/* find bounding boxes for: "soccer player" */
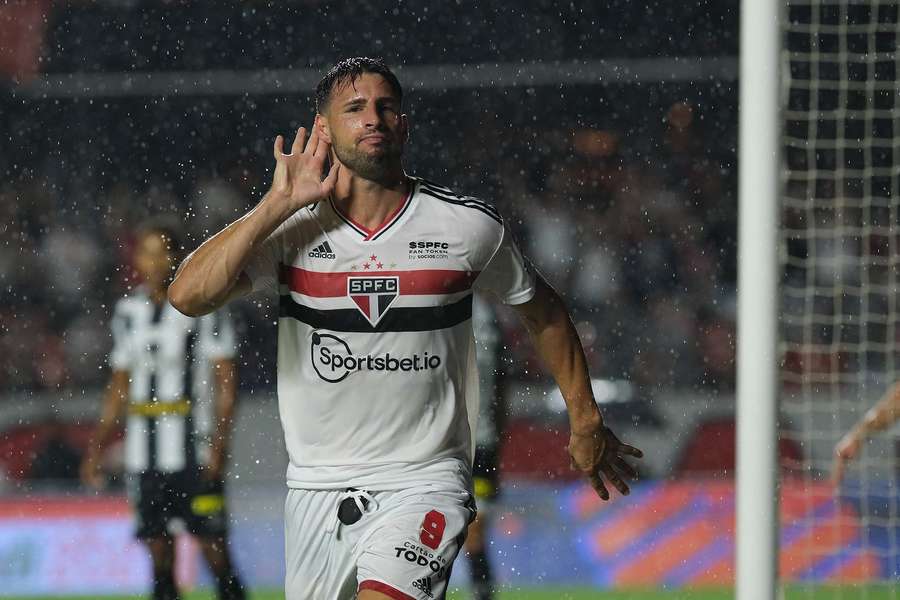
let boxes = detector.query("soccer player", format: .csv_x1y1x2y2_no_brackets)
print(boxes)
168,57,643,600
832,381,900,485
465,297,505,600
81,222,246,600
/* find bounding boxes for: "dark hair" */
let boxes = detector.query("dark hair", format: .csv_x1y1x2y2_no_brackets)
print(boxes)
315,57,403,113
136,218,185,262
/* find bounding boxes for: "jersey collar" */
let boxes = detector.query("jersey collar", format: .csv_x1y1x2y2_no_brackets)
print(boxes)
330,179,416,242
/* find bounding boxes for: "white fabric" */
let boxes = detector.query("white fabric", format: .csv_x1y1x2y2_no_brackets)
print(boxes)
243,177,536,490
284,483,473,600
108,289,236,472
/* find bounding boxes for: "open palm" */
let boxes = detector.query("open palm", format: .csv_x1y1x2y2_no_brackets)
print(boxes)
270,126,340,211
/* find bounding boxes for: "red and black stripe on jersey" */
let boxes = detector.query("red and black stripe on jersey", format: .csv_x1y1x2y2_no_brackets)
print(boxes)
278,265,479,332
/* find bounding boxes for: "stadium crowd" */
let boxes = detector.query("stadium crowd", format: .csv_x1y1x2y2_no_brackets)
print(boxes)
1,1,740,399
0,97,737,396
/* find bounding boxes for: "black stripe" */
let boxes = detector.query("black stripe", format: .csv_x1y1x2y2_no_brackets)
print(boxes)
279,294,473,332
182,329,198,469
419,189,503,225
369,193,414,241
419,182,501,219
418,183,501,219
420,178,456,194
146,302,166,471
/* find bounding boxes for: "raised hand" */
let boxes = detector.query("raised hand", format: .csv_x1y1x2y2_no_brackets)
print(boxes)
568,425,643,501
269,126,340,211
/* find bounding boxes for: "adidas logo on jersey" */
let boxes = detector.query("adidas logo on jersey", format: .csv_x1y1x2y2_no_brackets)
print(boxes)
308,241,336,259
411,576,434,598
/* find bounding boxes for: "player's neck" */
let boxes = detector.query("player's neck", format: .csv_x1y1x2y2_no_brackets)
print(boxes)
332,168,410,231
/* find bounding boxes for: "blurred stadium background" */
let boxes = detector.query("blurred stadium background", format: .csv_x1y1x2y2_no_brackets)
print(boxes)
0,1,898,598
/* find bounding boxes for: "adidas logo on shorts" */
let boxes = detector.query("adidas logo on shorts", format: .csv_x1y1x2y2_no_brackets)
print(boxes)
411,575,434,598
308,241,336,259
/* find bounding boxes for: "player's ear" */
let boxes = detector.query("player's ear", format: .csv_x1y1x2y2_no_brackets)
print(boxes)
315,114,332,143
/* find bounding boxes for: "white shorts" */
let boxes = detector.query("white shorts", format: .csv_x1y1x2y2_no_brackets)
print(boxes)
284,483,476,600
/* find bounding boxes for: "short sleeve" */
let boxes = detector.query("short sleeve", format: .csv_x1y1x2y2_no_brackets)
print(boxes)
199,308,237,361
473,225,536,305
108,302,134,370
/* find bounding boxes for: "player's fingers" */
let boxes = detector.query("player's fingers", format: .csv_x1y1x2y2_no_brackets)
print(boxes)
618,443,644,459
590,472,610,501
314,136,330,160
273,135,285,159
612,456,639,479
291,127,307,155
305,126,320,156
601,464,630,496
321,162,340,193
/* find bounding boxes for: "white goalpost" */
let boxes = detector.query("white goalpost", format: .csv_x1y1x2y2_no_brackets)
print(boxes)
737,0,782,598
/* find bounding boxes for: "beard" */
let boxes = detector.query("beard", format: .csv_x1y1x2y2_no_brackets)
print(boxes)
333,138,403,184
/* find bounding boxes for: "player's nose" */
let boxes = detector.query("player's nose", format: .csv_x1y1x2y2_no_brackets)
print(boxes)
361,104,382,128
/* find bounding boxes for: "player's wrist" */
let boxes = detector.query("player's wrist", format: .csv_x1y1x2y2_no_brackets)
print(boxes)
569,409,603,437
259,189,303,222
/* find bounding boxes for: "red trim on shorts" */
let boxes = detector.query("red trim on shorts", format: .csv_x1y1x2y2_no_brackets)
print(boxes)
358,579,416,600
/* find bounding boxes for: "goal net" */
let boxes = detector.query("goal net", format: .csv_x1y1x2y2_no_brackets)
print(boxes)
781,0,900,594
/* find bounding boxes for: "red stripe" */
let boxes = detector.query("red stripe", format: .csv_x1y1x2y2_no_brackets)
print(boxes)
281,265,478,298
358,580,416,600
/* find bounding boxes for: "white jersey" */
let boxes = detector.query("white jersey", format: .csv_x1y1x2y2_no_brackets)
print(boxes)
244,177,535,490
109,288,237,474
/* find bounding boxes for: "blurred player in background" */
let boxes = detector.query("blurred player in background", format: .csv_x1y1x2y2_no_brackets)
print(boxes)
832,381,900,485
81,222,246,600
168,57,642,600
466,296,505,600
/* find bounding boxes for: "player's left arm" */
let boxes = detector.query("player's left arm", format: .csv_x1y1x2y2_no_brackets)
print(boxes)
207,357,238,482
512,275,643,500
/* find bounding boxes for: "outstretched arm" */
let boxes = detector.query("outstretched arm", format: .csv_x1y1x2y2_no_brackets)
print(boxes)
832,381,900,484
512,276,643,500
80,369,130,489
168,127,339,316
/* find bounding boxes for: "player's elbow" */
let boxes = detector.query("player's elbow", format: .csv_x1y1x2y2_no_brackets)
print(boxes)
167,280,207,317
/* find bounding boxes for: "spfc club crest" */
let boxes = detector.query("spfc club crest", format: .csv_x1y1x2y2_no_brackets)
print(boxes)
347,276,399,326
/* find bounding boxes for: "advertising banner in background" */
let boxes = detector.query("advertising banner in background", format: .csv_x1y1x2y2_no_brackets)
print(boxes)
0,481,894,595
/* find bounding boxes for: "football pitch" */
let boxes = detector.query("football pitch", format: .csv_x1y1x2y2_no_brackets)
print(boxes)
9,586,899,600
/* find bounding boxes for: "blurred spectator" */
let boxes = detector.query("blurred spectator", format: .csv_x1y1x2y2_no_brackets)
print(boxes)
189,174,245,239
0,9,741,398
